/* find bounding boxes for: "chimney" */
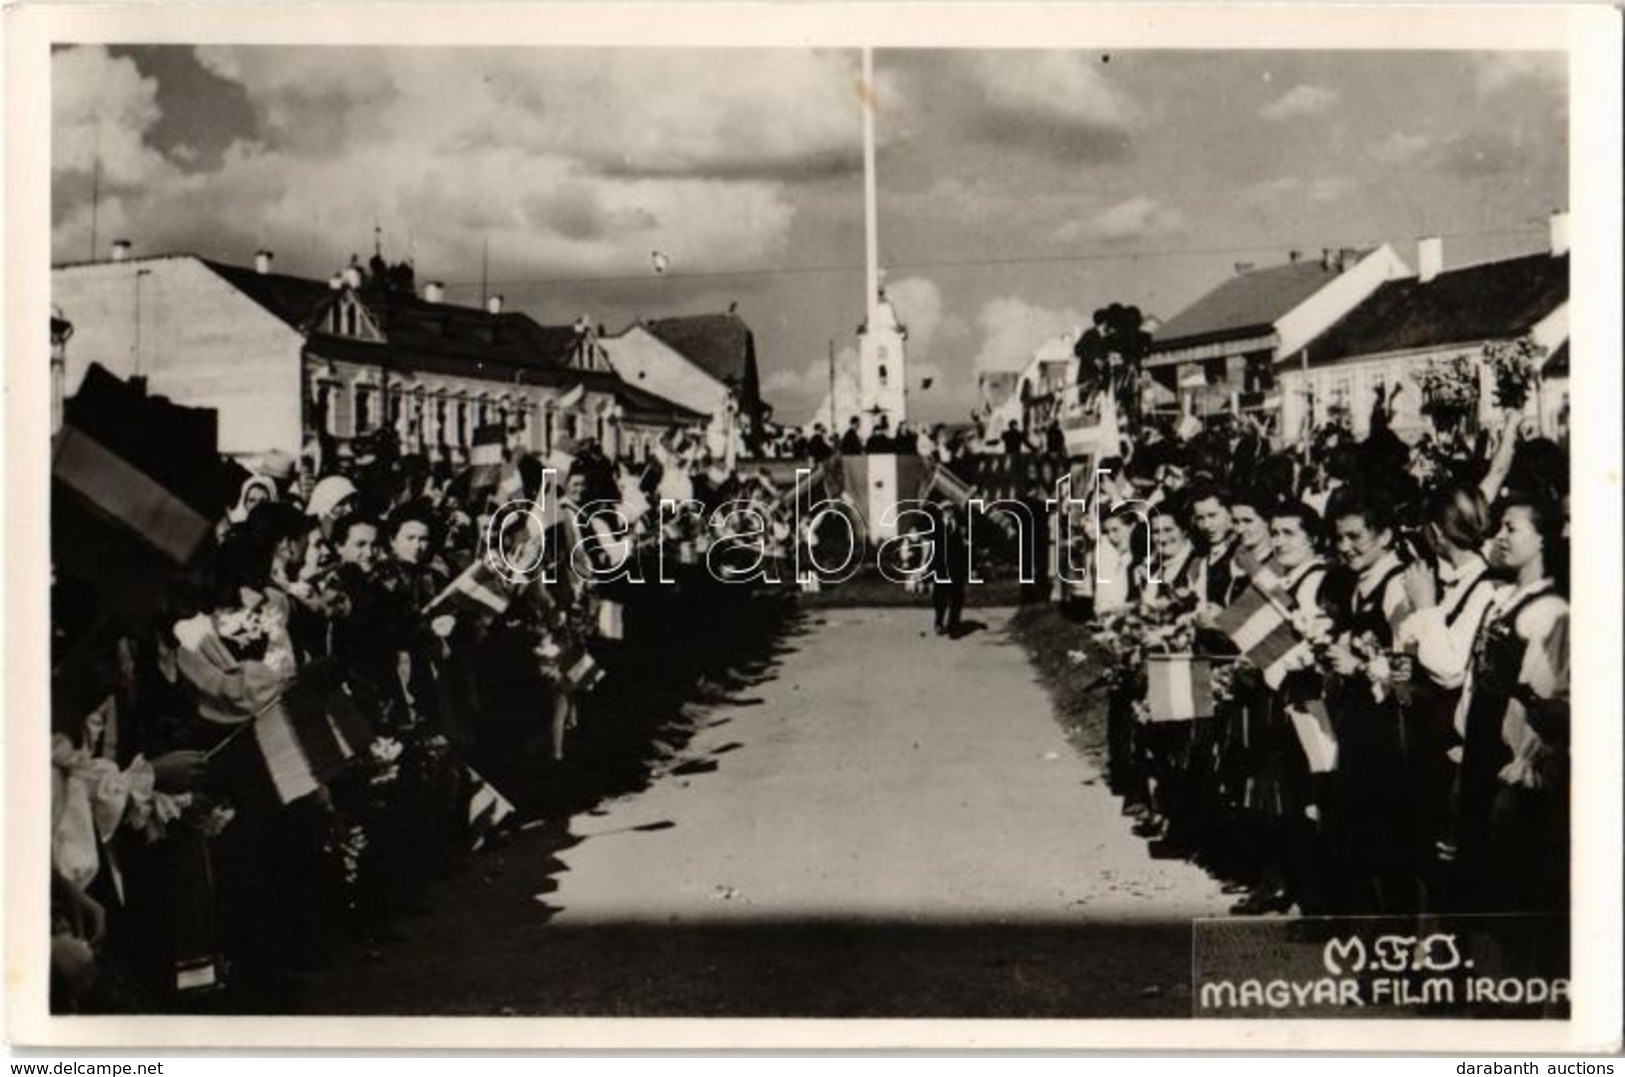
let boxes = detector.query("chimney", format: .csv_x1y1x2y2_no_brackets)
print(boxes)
1548,210,1569,257
424,281,445,304
1288,249,1301,263
254,250,274,275
1319,248,1332,270
486,294,503,315
110,239,131,262
1417,236,1443,284
328,273,344,291
342,265,363,289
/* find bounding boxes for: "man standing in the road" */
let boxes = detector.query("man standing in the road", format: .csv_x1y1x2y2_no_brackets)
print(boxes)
929,501,971,636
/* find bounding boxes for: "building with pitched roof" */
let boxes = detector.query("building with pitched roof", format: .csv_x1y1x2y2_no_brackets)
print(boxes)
1277,215,1569,441
598,311,767,450
52,247,707,464
1147,244,1412,427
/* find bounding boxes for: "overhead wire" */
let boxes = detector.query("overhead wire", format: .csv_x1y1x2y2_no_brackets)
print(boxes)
435,225,1546,293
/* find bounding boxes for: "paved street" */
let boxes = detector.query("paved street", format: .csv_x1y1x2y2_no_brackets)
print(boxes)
299,607,1231,1017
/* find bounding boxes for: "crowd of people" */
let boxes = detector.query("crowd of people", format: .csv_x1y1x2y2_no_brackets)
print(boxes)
1071,404,1570,921
50,419,798,1014
48,364,1575,1014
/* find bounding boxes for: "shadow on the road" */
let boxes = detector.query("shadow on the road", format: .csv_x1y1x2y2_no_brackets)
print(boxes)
297,917,1204,1018
946,619,987,640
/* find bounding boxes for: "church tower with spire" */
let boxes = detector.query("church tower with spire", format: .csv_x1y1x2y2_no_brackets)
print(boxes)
857,277,907,432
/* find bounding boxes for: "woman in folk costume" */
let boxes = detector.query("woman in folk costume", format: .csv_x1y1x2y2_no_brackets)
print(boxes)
171,533,300,731
1228,500,1331,915
1452,492,1569,915
217,475,278,540
1318,484,1418,914
1130,497,1202,847
1212,486,1279,819
1135,493,1201,612
1392,483,1498,909
504,456,597,764
167,531,335,995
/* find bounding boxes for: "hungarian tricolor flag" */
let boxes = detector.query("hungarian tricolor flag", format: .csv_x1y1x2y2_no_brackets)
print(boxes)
468,423,507,495
1213,570,1302,687
1145,653,1219,722
467,766,517,851
920,460,974,508
210,680,374,820
53,364,231,619
425,554,518,621
1288,700,1338,773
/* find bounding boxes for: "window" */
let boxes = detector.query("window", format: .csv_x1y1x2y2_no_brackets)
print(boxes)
354,385,372,432
878,364,889,387
344,305,359,336
314,383,334,435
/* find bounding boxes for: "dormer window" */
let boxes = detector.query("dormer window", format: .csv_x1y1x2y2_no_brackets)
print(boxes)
326,295,380,340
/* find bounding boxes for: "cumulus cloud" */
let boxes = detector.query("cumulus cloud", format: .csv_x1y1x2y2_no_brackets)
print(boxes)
54,45,878,275
1471,52,1564,97
764,277,971,426
1259,84,1339,121
971,297,1085,373
763,345,862,428
53,46,181,190
1369,131,1431,164
1435,131,1525,178
1308,177,1358,203
1238,175,1301,208
1052,197,1187,245
966,52,1139,161
884,276,945,358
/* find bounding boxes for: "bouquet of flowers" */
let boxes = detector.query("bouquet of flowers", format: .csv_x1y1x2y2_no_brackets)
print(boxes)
1415,354,1480,434
1211,657,1263,703
367,736,405,786
213,603,275,663
1483,337,1544,411
325,819,369,909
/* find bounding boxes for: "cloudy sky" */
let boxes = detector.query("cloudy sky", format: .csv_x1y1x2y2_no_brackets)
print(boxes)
52,45,1567,424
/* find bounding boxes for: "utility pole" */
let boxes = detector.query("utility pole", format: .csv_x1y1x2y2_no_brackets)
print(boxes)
133,268,152,377
828,339,837,431
89,122,102,261
480,237,489,309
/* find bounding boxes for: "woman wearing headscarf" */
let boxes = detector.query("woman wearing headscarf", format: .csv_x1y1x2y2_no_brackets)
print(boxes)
217,476,278,540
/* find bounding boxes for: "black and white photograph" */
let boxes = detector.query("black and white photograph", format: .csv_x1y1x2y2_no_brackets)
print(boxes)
8,1,1622,1053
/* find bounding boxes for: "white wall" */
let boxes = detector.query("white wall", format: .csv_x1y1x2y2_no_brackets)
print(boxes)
53,257,305,455
599,326,728,420
1278,338,1565,445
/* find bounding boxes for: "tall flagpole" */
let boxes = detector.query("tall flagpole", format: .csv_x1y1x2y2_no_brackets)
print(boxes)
862,46,879,335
